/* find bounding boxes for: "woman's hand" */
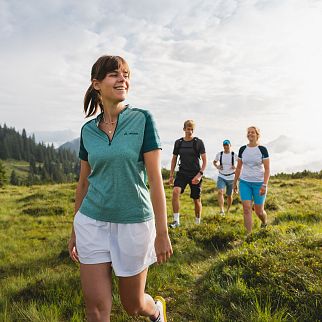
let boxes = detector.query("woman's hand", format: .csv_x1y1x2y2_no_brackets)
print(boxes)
259,184,267,196
154,233,173,264
68,234,79,263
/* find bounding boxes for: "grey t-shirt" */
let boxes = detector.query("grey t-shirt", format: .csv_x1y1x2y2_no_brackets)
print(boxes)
173,138,205,177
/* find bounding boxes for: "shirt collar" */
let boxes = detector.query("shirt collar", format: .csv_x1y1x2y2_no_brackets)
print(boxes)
95,105,129,127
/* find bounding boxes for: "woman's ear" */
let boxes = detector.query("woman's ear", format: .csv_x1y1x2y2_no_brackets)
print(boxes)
92,79,100,91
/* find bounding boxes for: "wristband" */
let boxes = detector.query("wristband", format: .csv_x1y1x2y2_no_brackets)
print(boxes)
262,184,267,187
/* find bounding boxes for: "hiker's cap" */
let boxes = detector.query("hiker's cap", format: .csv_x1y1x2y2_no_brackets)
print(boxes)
223,139,231,145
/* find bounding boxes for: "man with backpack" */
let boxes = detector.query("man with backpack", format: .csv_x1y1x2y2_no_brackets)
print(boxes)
168,120,207,228
213,139,237,215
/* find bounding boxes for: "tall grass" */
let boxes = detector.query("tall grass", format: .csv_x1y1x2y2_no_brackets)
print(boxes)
0,178,321,321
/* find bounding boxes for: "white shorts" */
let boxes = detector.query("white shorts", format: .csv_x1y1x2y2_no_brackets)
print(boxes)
74,211,157,277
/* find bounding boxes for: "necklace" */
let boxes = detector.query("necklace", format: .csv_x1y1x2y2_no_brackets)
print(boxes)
102,113,117,124
102,114,117,134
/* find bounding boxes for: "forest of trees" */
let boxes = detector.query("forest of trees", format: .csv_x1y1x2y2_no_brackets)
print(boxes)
0,124,79,186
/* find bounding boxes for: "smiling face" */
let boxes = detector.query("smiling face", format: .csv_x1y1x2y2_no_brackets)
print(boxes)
223,144,231,153
94,68,130,104
247,126,260,144
184,126,194,138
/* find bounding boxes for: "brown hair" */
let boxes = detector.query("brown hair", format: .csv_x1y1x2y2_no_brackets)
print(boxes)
183,120,195,129
84,55,130,117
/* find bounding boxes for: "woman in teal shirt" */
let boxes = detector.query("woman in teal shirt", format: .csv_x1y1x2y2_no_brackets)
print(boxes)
68,55,172,322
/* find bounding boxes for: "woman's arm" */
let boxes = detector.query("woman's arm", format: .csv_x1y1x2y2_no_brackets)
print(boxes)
144,149,173,264
68,160,91,262
260,158,270,195
233,158,243,193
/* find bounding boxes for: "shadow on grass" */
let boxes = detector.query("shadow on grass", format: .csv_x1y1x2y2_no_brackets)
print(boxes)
0,248,71,280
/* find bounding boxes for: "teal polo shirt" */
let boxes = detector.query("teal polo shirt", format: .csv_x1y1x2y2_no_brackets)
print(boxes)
78,105,161,223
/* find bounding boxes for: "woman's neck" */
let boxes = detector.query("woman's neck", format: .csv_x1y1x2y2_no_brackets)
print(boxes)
248,141,258,147
102,101,124,120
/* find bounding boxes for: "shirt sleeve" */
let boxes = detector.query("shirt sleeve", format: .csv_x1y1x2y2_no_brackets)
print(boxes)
198,139,206,154
141,110,162,153
214,152,220,161
259,146,269,159
238,145,246,159
173,139,181,155
78,127,88,161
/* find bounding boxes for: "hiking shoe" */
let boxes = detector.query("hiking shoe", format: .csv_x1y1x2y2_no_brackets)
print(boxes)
219,210,225,216
169,221,180,228
260,223,267,229
154,296,167,322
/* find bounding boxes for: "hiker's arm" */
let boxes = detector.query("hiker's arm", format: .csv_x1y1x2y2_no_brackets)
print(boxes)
260,158,270,195
233,158,243,193
192,153,207,184
169,155,178,185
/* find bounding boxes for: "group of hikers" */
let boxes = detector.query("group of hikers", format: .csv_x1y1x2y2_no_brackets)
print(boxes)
68,55,270,322
168,119,270,236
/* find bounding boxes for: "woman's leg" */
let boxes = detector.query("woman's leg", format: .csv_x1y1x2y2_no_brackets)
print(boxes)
119,268,157,318
242,200,253,234
80,263,113,322
253,182,267,225
239,180,253,234
254,204,267,225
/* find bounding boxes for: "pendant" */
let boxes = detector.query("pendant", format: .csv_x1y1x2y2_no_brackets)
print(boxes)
108,131,112,134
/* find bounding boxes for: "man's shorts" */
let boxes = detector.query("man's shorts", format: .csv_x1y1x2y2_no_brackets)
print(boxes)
74,211,157,277
217,176,234,196
174,172,202,199
239,179,266,205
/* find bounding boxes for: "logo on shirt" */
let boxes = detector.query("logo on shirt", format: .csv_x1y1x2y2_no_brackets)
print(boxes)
124,132,139,135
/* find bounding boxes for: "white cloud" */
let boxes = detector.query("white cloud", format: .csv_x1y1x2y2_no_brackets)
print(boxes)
1,0,322,173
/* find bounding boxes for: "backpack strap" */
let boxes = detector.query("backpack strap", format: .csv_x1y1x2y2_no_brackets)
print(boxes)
231,151,235,166
220,151,223,166
192,137,201,159
176,137,184,152
177,137,200,159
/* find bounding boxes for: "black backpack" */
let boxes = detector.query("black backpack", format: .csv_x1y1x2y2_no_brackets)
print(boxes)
219,151,235,166
177,137,201,159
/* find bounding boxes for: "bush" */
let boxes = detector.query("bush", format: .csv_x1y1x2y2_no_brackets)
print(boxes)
22,205,65,216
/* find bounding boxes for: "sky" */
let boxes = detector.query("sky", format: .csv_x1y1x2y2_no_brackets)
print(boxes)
1,0,322,177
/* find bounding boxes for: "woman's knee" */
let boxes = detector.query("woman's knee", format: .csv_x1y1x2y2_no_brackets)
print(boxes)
86,306,111,322
172,187,181,198
242,203,252,215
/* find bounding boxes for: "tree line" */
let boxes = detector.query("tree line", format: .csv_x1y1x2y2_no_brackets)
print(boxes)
0,124,79,186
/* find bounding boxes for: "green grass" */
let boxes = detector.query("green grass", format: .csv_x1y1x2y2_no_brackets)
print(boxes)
0,178,321,321
2,159,30,181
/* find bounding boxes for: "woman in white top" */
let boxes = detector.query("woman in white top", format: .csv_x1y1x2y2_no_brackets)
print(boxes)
233,126,270,234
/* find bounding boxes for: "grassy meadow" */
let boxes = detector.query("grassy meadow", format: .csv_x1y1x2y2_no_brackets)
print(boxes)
0,177,321,321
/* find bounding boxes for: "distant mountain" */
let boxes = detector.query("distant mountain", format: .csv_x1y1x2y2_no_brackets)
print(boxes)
266,135,297,153
34,129,79,147
59,138,80,154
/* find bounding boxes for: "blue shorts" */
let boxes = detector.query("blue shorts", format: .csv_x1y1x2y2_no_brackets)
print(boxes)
239,179,266,205
217,176,234,196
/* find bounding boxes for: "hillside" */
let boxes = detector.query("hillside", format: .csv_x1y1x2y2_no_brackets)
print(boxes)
0,178,321,321
0,124,79,185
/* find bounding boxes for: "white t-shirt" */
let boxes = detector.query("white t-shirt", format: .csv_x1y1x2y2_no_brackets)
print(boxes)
214,151,238,181
238,145,269,182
